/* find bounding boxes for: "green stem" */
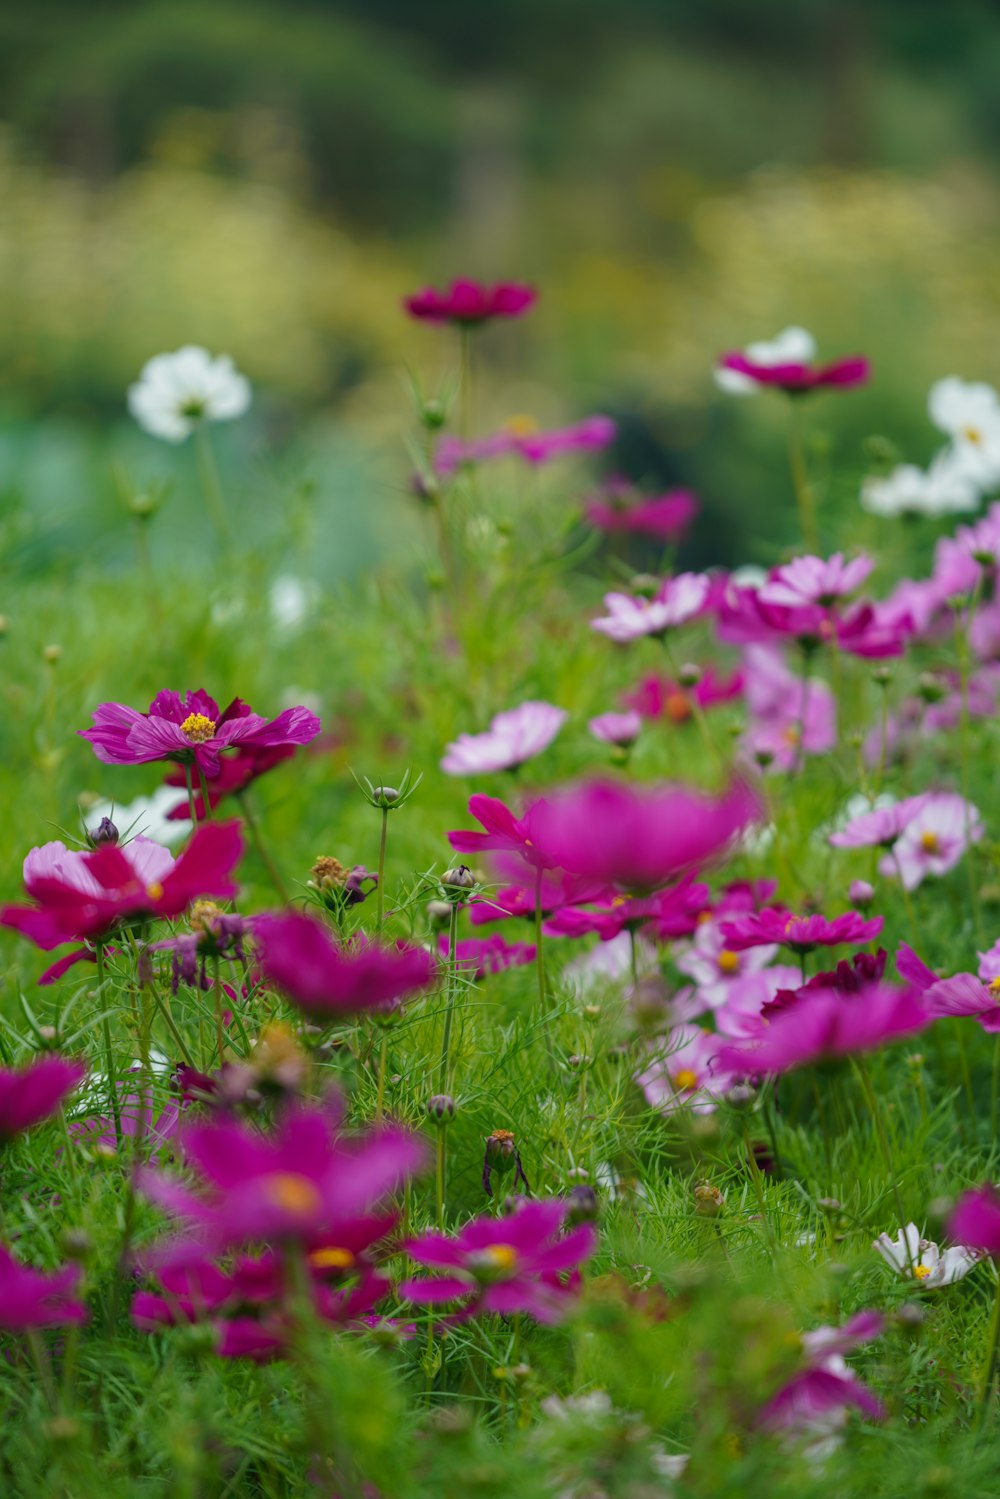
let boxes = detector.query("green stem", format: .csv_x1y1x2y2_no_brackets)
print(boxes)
438,905,459,1092
977,1270,1000,1433
787,401,818,552
435,1125,447,1228
194,423,233,545
237,790,290,903
458,326,473,441
195,762,215,821
375,1031,389,1122
376,808,389,930
96,945,122,1149
854,1056,912,1267
184,762,198,828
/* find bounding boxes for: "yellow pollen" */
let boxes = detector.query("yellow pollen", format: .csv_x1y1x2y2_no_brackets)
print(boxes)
481,1243,519,1271
146,881,164,901
920,831,939,854
912,1263,932,1280
309,1246,355,1271
264,1172,321,1217
696,910,713,926
503,414,540,437
963,425,983,445
990,977,1000,998
611,895,627,907
782,724,801,746
673,1068,698,1091
180,712,217,743
717,949,740,975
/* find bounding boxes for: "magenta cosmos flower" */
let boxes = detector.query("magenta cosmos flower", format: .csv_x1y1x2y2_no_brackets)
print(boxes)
0,1056,87,1140
404,278,536,326
448,794,561,872
623,667,744,724
253,910,436,1019
0,1249,88,1331
529,778,761,894
717,982,929,1076
759,553,875,609
139,1095,427,1259
591,573,711,643
80,689,320,778
584,481,697,542
949,1185,1000,1257
717,327,869,395
829,796,930,850
758,1311,885,1438
1,824,243,957
400,1198,596,1324
441,701,567,776
436,415,616,476
720,908,883,955
437,933,537,978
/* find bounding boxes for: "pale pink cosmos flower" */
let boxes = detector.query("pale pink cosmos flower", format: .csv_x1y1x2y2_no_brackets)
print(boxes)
829,795,929,850
441,702,567,776
635,1025,736,1116
591,573,711,643
740,645,836,771
878,791,983,891
675,919,778,1010
588,711,642,748
759,553,874,609
873,1223,980,1287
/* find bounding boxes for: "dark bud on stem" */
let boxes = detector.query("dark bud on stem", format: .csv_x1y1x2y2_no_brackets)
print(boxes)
565,1184,599,1225
426,1094,455,1124
88,817,119,847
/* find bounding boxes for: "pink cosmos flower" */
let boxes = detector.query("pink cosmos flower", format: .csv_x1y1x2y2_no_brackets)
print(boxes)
404,278,536,326
139,1095,426,1260
635,1025,737,1115
712,965,805,1039
545,879,709,944
441,701,567,776
622,667,744,724
436,415,616,476
829,796,929,850
720,908,883,955
448,794,560,872
467,867,610,926
675,920,778,1008
253,911,436,1020
874,1223,980,1286
896,944,1000,1035
584,480,697,541
529,779,761,894
80,690,321,778
588,710,642,748
0,825,244,963
591,573,711,643
758,1311,884,1439
717,982,929,1076
437,934,537,977
400,1198,596,1324
740,645,835,772
0,1249,88,1331
164,743,297,821
0,1056,87,1140
759,553,874,609
717,335,869,395
878,792,983,891
949,1185,1000,1257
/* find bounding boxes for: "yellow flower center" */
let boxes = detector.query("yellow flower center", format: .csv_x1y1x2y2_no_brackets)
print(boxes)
480,1243,519,1272
963,425,982,445
309,1246,356,1271
264,1172,321,1217
673,1068,698,1091
990,977,1000,999
180,713,217,743
920,831,939,854
664,691,692,724
717,949,740,976
146,881,164,901
782,724,801,746
503,414,539,437
912,1263,932,1280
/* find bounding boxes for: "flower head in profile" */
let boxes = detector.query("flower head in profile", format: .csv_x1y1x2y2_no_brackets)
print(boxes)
0,1249,88,1332
436,415,616,475
877,791,983,891
717,981,929,1077
720,908,883,955
759,553,874,609
128,347,251,443
716,327,869,396
400,1198,595,1323
80,689,320,779
874,1223,980,1287
404,278,536,326
591,573,711,643
253,910,436,1019
588,710,642,749
0,1056,87,1140
584,480,697,541
530,778,761,895
757,1311,884,1444
829,795,929,850
861,452,980,519
441,702,567,776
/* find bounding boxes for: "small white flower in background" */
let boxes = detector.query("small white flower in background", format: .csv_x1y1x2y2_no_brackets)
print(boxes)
928,377,1000,491
86,786,191,848
861,449,981,519
128,346,251,443
874,1222,980,1286
540,1391,614,1421
269,575,319,633
562,930,658,995
715,326,816,396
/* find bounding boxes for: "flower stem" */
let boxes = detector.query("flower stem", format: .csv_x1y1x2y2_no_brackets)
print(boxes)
194,423,233,545
438,904,460,1093
237,790,290,903
195,762,215,821
435,1124,447,1227
977,1269,1000,1432
787,401,818,552
375,1031,389,1122
184,762,198,828
854,1055,911,1263
376,808,389,931
96,944,122,1149
458,326,473,440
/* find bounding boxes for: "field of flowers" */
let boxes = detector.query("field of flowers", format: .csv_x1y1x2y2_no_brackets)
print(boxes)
3,278,1000,1498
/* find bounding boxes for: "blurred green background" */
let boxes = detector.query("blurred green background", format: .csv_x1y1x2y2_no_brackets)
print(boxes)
2,0,1000,576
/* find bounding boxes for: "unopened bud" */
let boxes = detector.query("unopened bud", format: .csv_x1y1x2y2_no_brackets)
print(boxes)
917,673,946,704
43,644,62,664
421,399,447,431
629,573,660,599
693,1181,725,1217
677,662,702,688
565,1184,600,1225
60,1227,93,1262
442,865,475,890
426,899,453,931
849,879,875,910
89,816,119,847
373,785,400,806
871,664,893,686
426,1094,455,1123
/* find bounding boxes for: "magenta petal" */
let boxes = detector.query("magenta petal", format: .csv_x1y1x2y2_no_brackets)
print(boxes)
398,1276,473,1304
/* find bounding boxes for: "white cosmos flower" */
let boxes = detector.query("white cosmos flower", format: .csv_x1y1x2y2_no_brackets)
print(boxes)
928,377,1000,491
86,786,191,848
715,326,817,395
861,449,981,519
128,346,252,443
873,1222,980,1286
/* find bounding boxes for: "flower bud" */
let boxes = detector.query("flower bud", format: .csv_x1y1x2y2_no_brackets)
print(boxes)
426,1094,455,1124
484,1129,518,1171
373,786,400,806
60,1227,94,1262
917,672,946,704
848,878,875,910
677,662,702,688
426,899,453,931
565,1184,599,1225
693,1181,725,1217
410,472,439,504
871,664,893,686
629,573,660,598
442,865,475,890
43,644,62,665
88,816,119,847
421,399,447,431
